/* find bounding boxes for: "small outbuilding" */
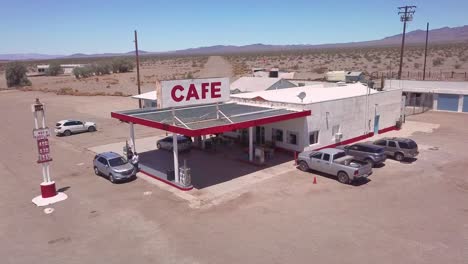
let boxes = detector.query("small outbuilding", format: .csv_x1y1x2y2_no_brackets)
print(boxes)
131,91,157,108
230,77,296,94
385,79,468,113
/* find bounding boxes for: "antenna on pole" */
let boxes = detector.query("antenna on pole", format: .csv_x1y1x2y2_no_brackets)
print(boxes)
397,5,416,80
134,30,142,108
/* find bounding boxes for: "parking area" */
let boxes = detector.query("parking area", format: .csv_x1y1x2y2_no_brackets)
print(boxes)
1,90,467,264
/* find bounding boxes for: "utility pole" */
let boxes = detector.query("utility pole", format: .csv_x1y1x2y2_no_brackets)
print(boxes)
397,5,416,80
422,22,429,80
134,30,142,108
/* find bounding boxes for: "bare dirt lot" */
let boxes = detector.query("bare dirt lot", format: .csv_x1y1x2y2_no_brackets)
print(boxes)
0,90,467,264
227,43,468,80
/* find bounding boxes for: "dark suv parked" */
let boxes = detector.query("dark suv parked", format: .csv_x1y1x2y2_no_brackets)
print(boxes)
373,137,419,161
337,143,386,167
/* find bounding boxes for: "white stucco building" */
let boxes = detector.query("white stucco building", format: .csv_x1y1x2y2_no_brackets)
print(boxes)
228,83,404,152
385,79,468,113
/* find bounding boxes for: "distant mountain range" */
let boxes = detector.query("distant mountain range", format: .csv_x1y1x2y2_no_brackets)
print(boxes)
1,25,467,61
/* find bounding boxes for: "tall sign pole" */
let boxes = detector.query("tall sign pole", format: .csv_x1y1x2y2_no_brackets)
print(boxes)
31,98,67,206
397,5,416,80
134,30,142,108
422,22,429,80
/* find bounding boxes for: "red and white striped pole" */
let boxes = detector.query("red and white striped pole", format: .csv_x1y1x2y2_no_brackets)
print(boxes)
31,98,67,206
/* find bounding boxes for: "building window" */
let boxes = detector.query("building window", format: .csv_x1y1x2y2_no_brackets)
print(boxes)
309,130,319,145
272,128,283,142
287,131,298,145
332,125,340,136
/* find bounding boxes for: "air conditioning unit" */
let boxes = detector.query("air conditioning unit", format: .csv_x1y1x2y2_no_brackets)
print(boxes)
335,132,343,140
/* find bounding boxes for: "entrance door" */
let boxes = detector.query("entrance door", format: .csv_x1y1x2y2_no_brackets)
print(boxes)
374,115,380,135
255,127,265,145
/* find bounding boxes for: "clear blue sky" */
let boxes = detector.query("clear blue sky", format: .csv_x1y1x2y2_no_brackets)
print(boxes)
1,0,466,54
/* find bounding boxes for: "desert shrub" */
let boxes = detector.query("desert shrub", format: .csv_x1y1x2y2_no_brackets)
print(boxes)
111,58,134,73
5,62,31,87
73,66,94,79
432,57,444,66
46,61,63,76
112,91,124,96
291,64,299,70
414,63,420,69
93,62,111,75
454,64,461,69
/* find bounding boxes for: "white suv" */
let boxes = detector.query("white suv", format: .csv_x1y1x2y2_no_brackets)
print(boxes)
55,120,97,136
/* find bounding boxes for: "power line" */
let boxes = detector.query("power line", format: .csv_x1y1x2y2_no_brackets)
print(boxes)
397,5,416,80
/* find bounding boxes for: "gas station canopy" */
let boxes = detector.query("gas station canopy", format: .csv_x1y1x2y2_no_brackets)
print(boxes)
111,102,311,137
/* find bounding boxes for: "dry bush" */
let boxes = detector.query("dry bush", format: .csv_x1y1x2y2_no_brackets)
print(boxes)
432,57,445,66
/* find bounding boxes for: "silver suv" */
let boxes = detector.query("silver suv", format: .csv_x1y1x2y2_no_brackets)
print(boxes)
93,152,136,183
337,143,386,167
373,137,419,161
156,135,192,152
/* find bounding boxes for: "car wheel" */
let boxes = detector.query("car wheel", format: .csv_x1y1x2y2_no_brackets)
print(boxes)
298,161,309,172
109,173,116,183
88,126,96,132
365,158,374,167
64,130,71,136
94,166,100,176
337,171,350,184
156,143,161,149
395,152,404,161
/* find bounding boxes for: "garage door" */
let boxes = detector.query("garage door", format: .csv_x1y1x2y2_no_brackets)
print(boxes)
463,96,468,112
437,94,459,111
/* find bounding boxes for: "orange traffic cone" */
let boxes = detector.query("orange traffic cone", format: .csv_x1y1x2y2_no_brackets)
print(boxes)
313,176,317,184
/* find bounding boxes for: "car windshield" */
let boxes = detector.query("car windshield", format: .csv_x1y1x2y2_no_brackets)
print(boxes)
108,157,127,167
333,152,346,160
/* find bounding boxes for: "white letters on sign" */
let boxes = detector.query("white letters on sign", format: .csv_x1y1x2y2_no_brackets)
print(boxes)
159,78,230,108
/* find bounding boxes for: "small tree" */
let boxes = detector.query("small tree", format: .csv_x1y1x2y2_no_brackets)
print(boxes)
111,58,134,73
73,66,94,79
93,62,111,75
5,62,31,87
46,61,63,76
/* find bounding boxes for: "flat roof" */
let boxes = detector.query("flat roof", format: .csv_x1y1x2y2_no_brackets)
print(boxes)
131,91,157,100
231,82,377,104
385,79,468,95
111,102,311,137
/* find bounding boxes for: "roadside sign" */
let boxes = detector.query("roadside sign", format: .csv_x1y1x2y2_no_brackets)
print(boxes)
33,128,50,139
158,78,230,108
36,138,52,163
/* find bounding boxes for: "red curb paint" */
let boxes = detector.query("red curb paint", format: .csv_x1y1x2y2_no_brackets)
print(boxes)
315,126,397,151
139,169,193,191
313,176,317,184
40,182,56,198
